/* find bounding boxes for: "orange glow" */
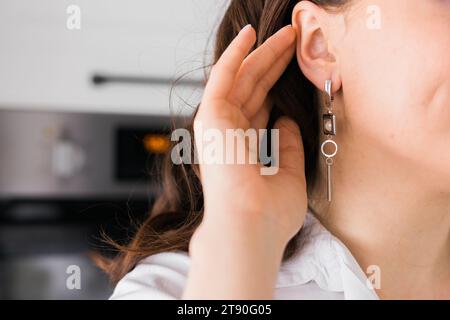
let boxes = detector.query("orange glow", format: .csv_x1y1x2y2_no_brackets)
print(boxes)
143,134,170,154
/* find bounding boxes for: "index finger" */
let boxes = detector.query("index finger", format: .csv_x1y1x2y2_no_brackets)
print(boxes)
202,24,257,103
227,25,296,111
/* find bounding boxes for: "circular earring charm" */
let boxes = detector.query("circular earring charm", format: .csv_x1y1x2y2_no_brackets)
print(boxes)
321,139,338,159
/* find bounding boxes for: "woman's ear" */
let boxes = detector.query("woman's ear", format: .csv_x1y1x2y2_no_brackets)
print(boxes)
292,1,342,94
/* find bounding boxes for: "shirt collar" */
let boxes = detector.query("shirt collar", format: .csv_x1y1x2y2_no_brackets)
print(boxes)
275,211,379,300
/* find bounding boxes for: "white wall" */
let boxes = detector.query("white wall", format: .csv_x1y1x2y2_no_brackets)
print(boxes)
0,0,228,115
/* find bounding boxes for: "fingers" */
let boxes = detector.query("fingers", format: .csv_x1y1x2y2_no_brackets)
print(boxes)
201,25,256,104
273,117,305,175
249,98,271,131
243,44,296,119
227,25,296,116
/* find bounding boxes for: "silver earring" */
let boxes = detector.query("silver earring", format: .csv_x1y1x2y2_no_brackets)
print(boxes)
321,80,338,202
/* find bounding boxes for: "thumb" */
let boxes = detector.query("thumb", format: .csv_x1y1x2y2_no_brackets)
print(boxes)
272,116,305,175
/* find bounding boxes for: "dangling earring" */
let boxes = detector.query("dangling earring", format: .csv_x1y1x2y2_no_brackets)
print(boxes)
321,80,338,202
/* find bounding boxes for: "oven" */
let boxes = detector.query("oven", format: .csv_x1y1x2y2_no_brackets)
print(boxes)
0,109,176,299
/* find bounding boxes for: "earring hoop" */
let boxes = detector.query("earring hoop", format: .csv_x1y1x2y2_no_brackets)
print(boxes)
325,79,332,98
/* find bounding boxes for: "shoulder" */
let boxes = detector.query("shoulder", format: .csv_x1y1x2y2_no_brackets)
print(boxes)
109,251,190,300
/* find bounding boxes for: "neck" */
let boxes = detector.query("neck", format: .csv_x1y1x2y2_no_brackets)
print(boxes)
311,128,450,299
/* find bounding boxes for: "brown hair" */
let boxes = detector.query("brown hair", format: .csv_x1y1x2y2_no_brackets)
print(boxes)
98,0,349,283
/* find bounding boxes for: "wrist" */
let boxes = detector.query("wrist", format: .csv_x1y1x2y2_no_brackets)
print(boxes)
183,216,286,299
191,222,286,261
192,212,288,259
185,233,284,300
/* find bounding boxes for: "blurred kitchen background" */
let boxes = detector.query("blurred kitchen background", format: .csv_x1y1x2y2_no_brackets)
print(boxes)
0,0,224,299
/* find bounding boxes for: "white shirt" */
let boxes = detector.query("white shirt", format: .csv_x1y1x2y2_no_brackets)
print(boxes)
110,211,380,300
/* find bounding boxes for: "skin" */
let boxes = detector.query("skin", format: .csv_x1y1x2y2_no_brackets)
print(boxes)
183,0,450,299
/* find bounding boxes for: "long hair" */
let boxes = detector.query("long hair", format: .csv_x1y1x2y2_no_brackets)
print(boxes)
98,0,348,283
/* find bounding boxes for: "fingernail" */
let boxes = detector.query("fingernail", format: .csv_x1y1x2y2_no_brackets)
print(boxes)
241,24,252,32
285,24,295,31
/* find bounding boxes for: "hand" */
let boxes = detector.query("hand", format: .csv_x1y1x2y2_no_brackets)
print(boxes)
183,24,308,299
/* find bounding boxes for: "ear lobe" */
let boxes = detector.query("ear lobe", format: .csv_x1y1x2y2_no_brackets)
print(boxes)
292,1,342,94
